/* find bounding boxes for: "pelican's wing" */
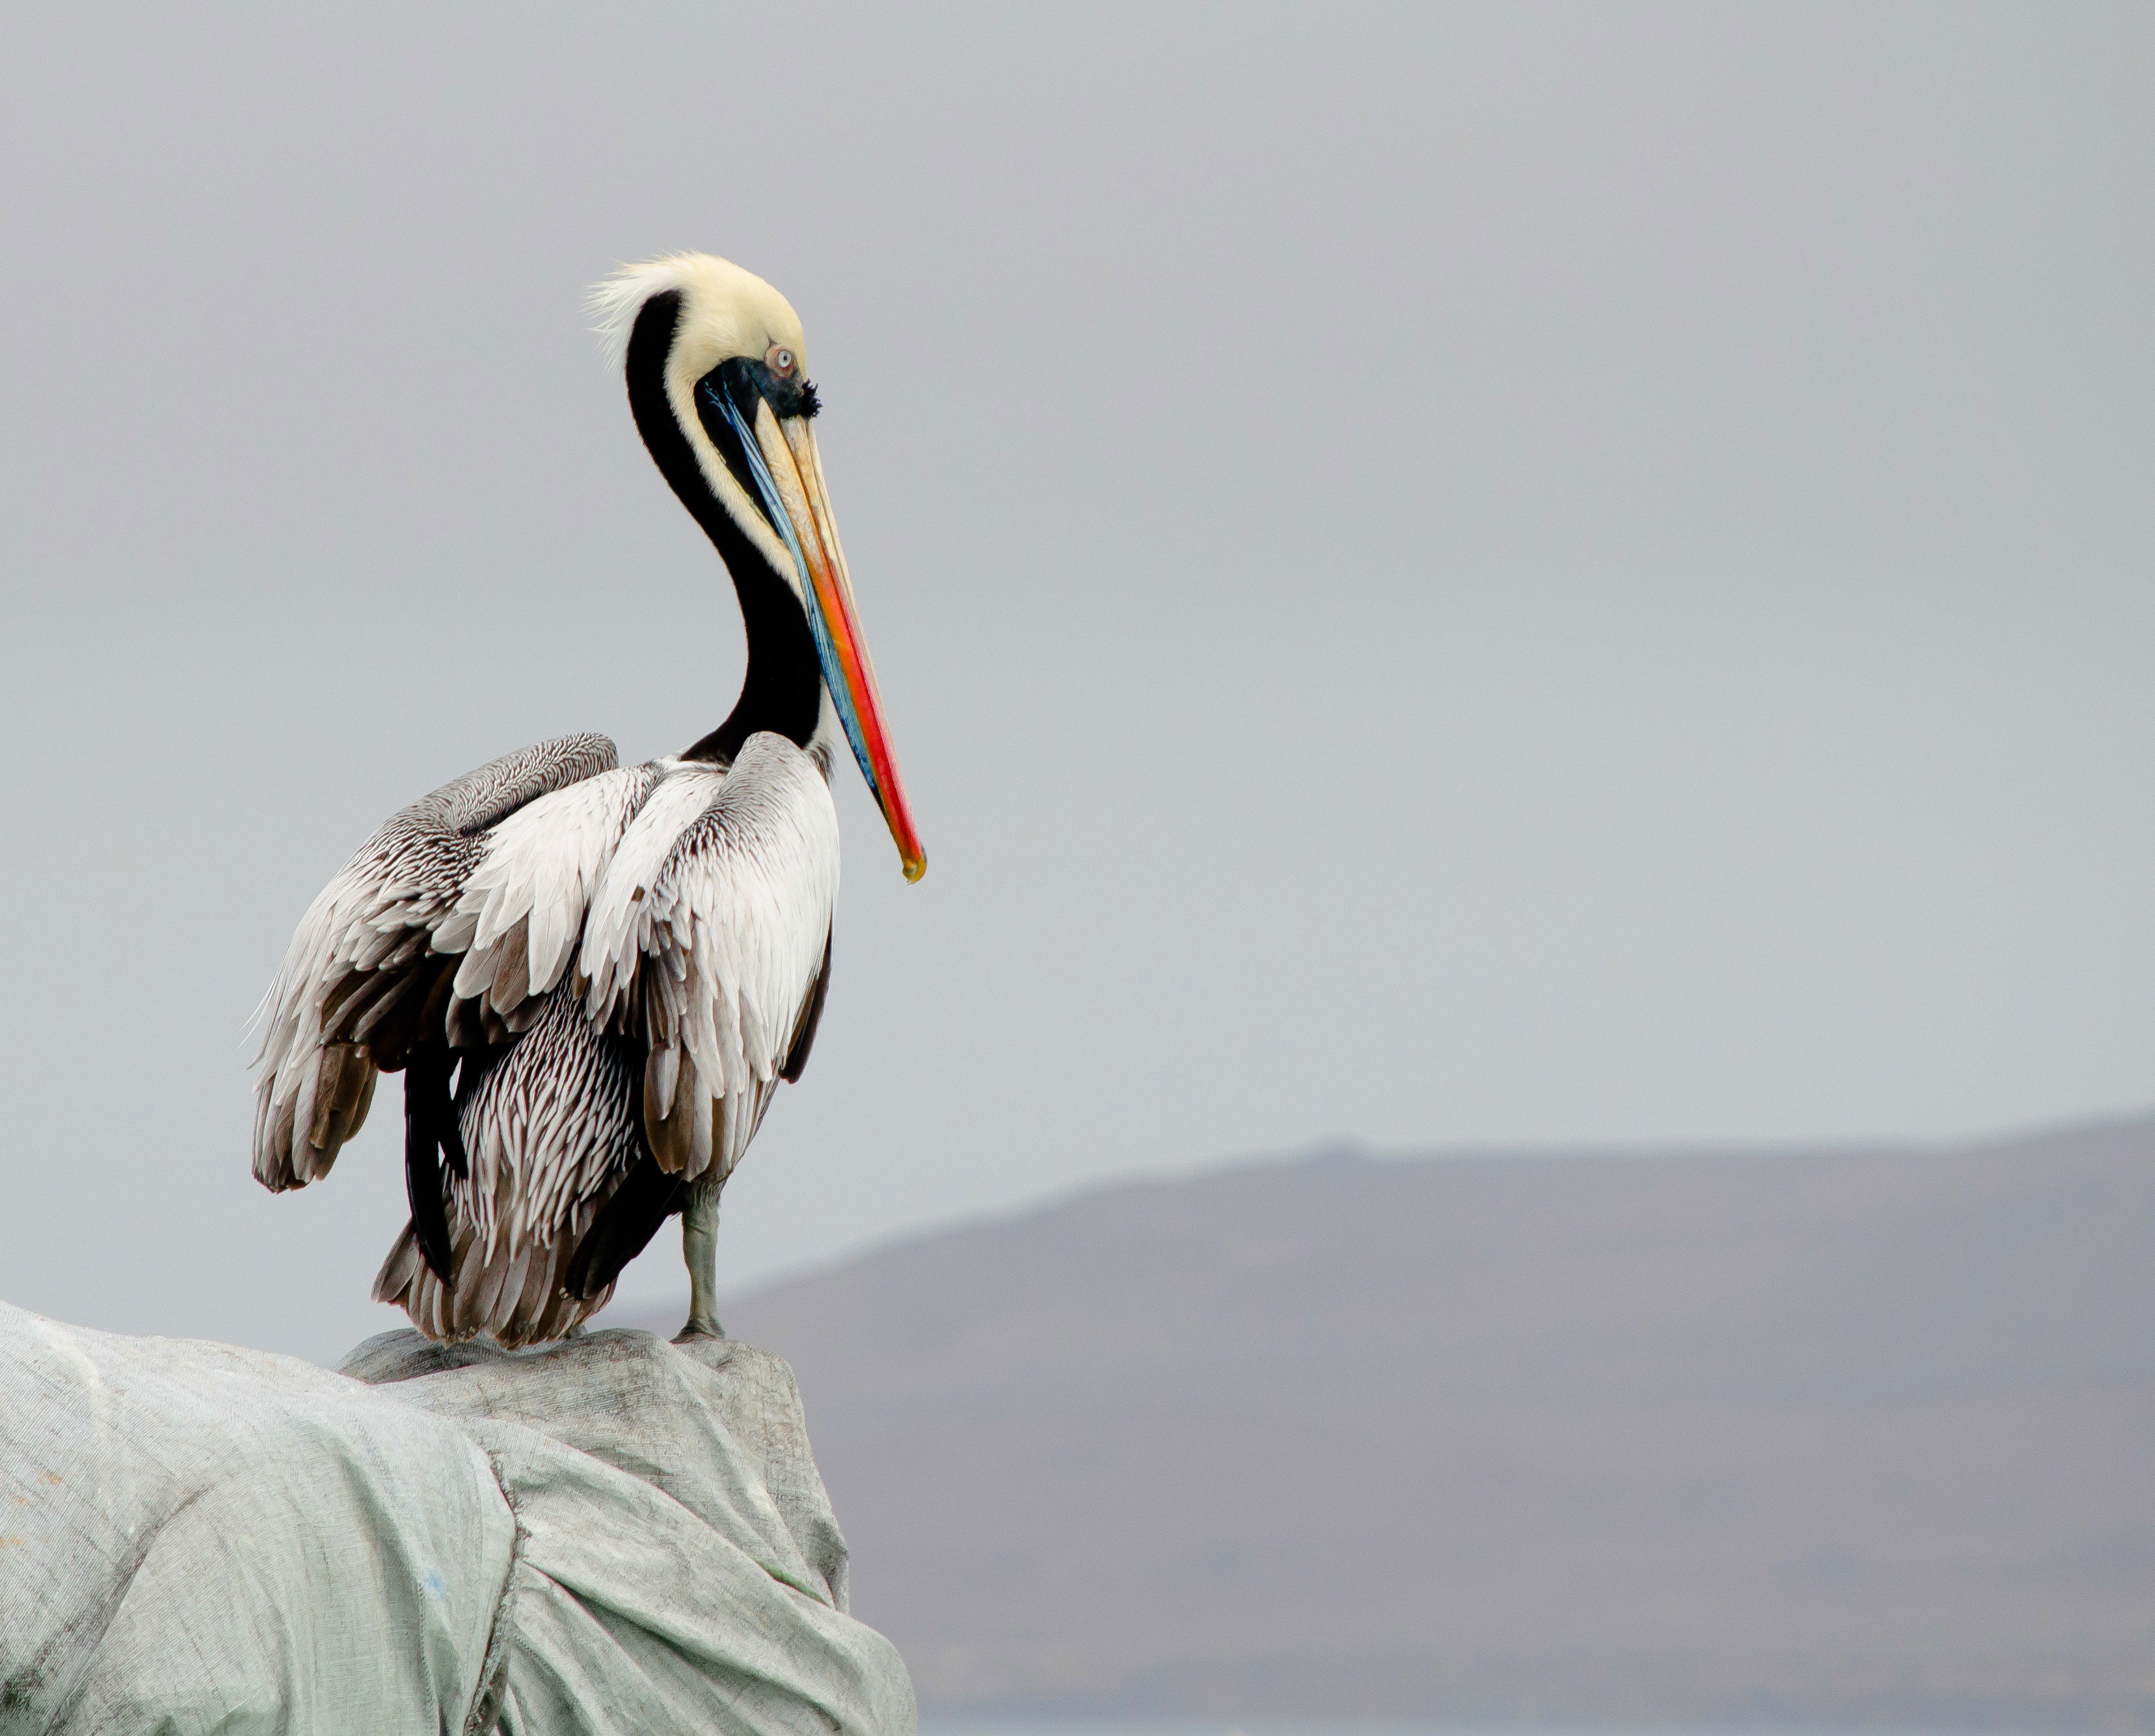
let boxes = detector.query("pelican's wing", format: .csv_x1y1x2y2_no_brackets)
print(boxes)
580,733,839,1187
437,760,666,1037
251,734,619,1190
372,987,649,1348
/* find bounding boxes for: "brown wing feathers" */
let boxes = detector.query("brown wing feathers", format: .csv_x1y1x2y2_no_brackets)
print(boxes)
374,990,651,1344
563,1155,688,1303
252,734,618,1192
402,1044,461,1283
780,931,833,1084
263,734,837,1348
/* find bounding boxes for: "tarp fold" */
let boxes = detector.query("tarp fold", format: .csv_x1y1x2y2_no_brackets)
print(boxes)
0,1303,914,1736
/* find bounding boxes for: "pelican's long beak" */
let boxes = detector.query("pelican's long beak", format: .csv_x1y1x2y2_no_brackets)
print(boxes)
747,399,926,881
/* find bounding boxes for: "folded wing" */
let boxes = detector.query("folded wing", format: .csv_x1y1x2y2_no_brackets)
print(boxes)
580,733,840,1189
251,734,620,1190
439,762,666,1039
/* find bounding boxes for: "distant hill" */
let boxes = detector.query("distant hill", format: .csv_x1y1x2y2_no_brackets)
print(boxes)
628,1117,2155,1726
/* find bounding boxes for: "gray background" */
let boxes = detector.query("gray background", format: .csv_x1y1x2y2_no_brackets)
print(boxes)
0,3,2148,1359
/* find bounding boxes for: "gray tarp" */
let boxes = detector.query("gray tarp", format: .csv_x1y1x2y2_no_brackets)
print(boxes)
0,1301,915,1735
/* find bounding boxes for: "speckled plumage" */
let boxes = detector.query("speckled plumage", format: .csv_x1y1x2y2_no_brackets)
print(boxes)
251,252,912,1347
253,735,837,1346
252,734,619,1192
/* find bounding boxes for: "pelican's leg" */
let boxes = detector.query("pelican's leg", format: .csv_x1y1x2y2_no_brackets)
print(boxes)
676,1179,724,1342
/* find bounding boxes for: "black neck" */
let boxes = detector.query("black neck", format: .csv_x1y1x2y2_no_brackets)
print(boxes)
625,291,822,764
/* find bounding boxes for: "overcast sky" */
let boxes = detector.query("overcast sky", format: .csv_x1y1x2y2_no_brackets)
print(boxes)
1,3,2150,1360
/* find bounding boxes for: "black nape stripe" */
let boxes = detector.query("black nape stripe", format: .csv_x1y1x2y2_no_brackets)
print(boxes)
624,291,824,764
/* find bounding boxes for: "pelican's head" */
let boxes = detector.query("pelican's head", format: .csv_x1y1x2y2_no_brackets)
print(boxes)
593,253,923,882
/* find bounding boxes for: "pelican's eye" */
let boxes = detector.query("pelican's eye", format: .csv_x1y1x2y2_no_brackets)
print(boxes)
767,344,796,376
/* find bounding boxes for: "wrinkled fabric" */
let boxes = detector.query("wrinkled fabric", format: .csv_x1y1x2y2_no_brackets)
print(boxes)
0,1303,915,1736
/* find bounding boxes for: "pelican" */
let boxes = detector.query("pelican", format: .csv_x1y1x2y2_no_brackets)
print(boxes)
251,254,922,1346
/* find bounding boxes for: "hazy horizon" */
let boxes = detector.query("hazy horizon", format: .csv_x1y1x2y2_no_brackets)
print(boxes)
698,1114,2155,1726
2,3,2150,1360
689,1101,2155,1315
